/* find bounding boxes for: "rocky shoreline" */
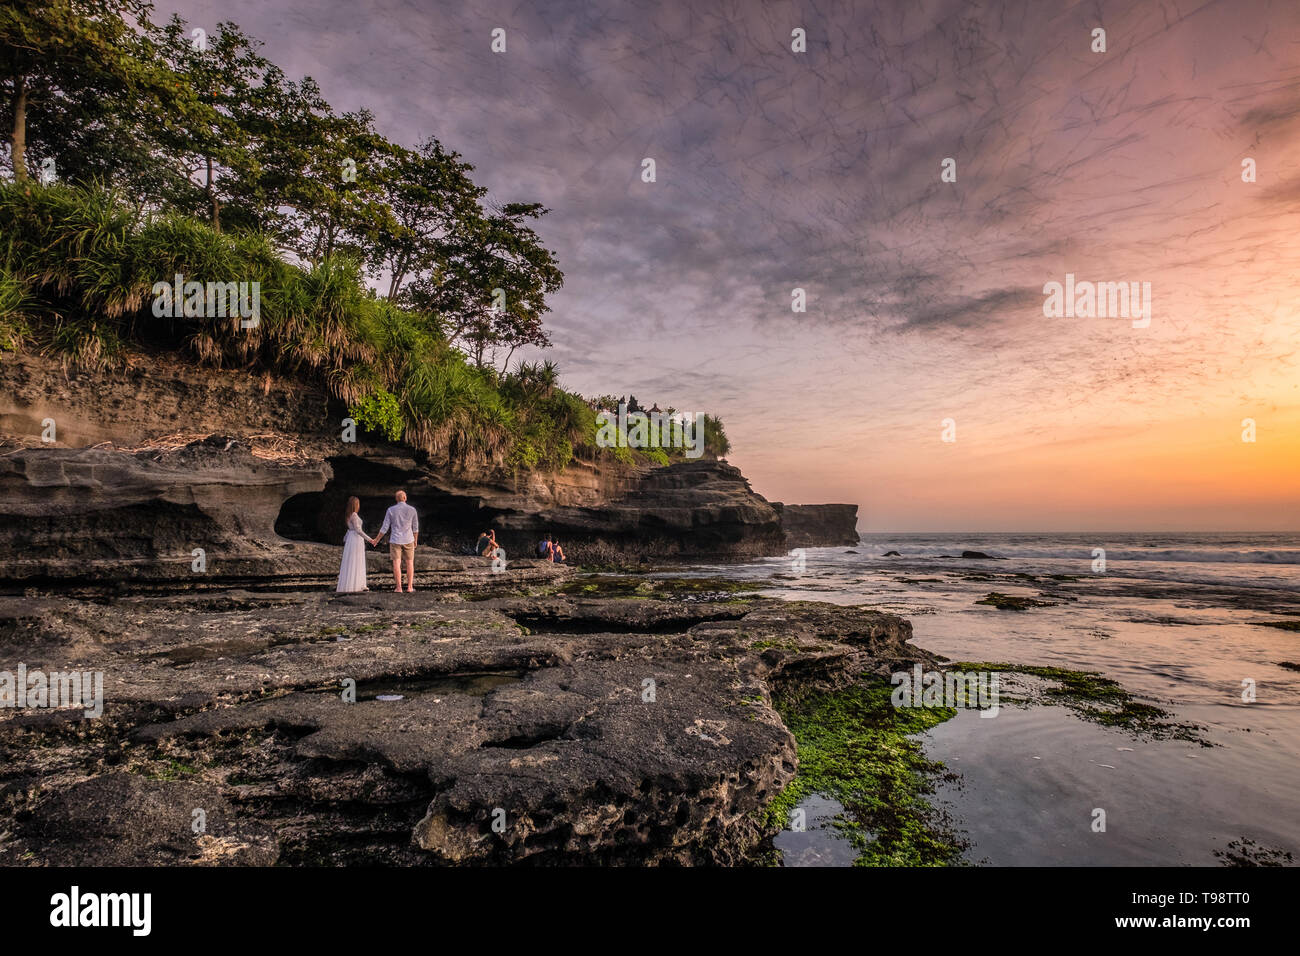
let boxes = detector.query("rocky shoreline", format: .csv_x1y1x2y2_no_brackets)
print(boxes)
0,574,933,865
0,350,891,865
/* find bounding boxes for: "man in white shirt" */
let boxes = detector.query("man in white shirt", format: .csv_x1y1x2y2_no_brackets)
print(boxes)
374,490,419,592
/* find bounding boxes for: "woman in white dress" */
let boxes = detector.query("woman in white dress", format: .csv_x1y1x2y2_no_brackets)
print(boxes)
336,496,377,593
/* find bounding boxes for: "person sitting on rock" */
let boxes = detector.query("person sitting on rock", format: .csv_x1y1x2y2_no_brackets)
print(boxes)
552,541,566,564
476,529,498,563
537,535,554,560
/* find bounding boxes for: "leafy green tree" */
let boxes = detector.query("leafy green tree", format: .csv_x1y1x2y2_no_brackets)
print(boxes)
1,0,174,185
147,16,269,231
237,68,391,263
403,201,563,370
371,135,484,301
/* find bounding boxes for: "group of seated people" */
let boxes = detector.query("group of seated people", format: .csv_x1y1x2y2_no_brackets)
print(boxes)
535,534,566,563
472,529,566,563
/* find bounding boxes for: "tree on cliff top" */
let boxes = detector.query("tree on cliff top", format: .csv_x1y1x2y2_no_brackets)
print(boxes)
0,0,177,184
400,200,562,372
370,136,485,302
145,16,268,232
1,1,564,373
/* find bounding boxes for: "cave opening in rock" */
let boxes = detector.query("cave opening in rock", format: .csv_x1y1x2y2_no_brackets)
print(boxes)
274,456,508,547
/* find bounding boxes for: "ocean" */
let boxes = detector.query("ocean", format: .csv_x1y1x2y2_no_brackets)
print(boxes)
681,532,1300,866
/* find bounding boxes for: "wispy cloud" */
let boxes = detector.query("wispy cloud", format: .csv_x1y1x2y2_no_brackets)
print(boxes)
162,0,1300,528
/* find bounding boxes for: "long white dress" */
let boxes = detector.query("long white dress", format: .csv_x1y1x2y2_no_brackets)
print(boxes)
336,512,369,593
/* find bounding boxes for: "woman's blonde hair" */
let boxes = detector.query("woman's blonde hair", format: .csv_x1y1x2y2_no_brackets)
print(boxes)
345,496,361,515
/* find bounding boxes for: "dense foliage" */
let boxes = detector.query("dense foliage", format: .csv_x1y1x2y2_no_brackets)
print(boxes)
0,0,729,469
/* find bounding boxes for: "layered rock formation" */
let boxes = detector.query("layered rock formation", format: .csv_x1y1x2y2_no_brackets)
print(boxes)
0,351,856,584
0,439,328,585
774,503,860,548
486,459,786,558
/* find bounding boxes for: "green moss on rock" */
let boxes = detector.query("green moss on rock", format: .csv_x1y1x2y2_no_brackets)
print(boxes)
954,661,1208,743
763,678,965,867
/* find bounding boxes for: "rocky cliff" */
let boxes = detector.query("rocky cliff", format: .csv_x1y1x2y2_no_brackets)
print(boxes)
775,503,861,548
0,439,327,585
0,351,855,584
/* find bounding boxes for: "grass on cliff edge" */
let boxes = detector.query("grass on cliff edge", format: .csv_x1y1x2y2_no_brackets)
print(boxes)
762,678,965,867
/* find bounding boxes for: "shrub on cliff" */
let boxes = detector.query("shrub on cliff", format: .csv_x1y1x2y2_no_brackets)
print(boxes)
703,414,731,457
348,389,404,442
0,268,31,351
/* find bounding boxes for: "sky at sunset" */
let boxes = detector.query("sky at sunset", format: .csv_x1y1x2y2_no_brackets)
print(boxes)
163,0,1300,530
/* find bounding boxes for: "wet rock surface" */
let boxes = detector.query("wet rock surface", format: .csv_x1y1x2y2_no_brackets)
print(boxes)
0,582,927,865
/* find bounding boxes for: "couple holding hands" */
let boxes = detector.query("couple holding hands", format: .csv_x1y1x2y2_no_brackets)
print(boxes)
337,491,418,593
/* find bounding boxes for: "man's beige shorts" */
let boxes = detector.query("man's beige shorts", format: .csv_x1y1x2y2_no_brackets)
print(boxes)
390,541,415,561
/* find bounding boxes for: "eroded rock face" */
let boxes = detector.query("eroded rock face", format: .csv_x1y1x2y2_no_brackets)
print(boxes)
0,441,329,584
774,503,860,548
0,352,855,579
277,455,789,559
491,459,786,559
0,352,332,453
0,438,589,590
0,587,927,865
